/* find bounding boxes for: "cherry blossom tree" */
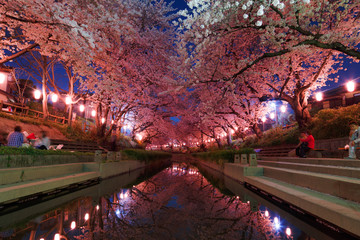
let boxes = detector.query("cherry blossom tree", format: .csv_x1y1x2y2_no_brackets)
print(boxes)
176,0,360,130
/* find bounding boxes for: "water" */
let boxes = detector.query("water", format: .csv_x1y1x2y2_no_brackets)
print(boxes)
0,162,335,240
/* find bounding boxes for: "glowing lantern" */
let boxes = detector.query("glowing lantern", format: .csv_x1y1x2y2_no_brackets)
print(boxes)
264,210,269,217
51,94,58,103
91,110,96,117
286,227,292,236
65,96,72,105
84,213,89,221
79,104,85,112
34,90,41,100
96,205,99,210
101,118,105,124
261,116,266,123
270,112,275,119
315,92,323,101
280,105,286,113
346,81,355,92
54,233,60,240
0,72,6,84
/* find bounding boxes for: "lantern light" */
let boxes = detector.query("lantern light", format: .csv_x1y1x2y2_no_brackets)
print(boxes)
34,90,41,100
0,72,6,84
79,104,85,112
346,81,355,92
101,118,105,124
286,227,292,236
51,94,58,103
270,112,275,119
54,233,60,240
91,110,96,117
70,221,76,230
280,105,286,113
315,92,323,101
261,116,266,123
65,96,72,105
84,213,89,221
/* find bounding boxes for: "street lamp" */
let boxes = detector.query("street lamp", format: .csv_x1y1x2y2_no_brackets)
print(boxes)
346,80,355,92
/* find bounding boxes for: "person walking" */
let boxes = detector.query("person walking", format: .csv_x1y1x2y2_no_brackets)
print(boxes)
7,126,25,147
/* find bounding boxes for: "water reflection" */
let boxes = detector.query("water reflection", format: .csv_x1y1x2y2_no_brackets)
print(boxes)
0,162,324,239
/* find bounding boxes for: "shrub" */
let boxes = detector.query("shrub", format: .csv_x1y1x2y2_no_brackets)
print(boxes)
121,149,171,163
311,103,360,139
0,146,91,155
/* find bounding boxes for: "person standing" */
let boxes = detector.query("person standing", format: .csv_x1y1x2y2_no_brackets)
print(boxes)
345,122,360,159
296,130,315,158
7,126,24,147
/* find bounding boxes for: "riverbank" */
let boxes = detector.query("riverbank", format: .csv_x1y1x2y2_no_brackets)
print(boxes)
193,155,360,239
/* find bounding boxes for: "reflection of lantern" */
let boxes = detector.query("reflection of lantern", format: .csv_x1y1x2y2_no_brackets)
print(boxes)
34,90,41,100
70,221,76,230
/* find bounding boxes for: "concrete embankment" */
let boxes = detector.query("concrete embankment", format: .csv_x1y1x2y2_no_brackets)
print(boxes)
0,153,168,208
196,157,360,238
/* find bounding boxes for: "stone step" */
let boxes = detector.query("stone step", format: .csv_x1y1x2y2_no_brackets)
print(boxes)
259,157,360,168
0,171,100,204
258,160,360,179
244,175,360,237
0,163,92,185
262,166,360,203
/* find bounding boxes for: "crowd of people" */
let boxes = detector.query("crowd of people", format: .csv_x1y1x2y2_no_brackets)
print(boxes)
0,126,50,150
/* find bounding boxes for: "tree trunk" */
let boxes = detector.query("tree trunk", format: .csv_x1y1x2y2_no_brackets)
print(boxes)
252,123,263,138
41,56,48,119
289,90,312,130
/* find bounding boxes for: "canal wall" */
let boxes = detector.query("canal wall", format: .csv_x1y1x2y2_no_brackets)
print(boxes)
0,153,170,205
195,156,360,238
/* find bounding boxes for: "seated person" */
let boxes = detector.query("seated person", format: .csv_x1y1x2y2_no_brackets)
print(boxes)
7,126,25,148
296,130,315,158
35,131,51,150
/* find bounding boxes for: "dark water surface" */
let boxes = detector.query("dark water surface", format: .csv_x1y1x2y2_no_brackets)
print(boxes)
0,162,335,240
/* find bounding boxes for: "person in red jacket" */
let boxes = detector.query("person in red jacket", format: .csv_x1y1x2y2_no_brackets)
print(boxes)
296,130,315,158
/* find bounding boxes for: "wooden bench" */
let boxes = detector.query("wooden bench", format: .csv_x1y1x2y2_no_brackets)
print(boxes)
338,147,360,158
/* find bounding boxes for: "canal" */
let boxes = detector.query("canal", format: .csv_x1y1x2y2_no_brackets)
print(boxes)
0,161,336,240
